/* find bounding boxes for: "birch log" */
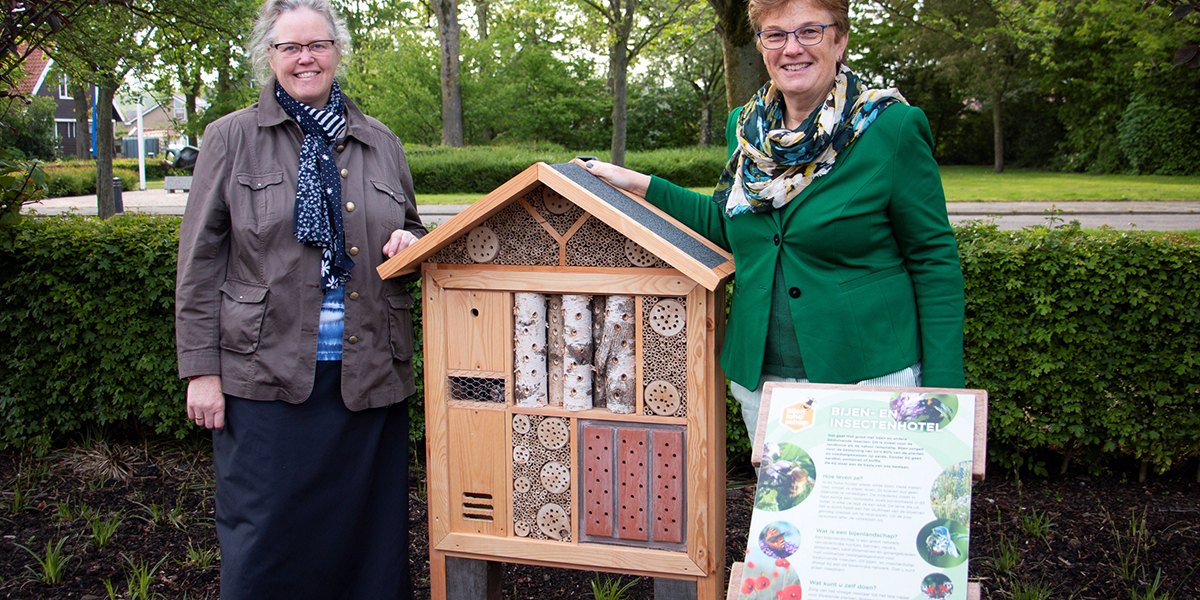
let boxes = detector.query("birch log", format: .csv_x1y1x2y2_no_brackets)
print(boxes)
547,294,564,407
562,294,593,411
591,296,607,410
599,295,636,414
514,293,548,407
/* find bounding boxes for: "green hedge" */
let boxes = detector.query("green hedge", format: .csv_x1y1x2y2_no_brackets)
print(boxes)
2,216,1198,475
957,222,1200,475
405,144,726,193
43,165,139,198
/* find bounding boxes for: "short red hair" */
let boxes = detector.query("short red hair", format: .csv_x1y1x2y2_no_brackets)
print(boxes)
748,0,850,40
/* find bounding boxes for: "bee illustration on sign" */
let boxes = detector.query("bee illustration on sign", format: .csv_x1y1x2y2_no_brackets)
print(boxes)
890,393,957,427
754,443,816,512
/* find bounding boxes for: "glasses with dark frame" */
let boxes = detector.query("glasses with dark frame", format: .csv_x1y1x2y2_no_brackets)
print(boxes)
756,24,835,50
271,40,337,58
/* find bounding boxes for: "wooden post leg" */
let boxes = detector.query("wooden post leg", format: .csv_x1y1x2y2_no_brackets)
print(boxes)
445,556,502,600
654,577,698,600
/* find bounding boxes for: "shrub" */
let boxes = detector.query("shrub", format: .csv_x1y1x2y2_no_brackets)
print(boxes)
404,144,726,194
957,221,1200,475
2,216,1198,476
1117,94,1200,176
42,165,138,198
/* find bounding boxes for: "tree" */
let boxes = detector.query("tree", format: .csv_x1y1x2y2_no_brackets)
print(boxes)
0,0,127,96
575,0,697,165
432,0,465,146
345,29,443,145
645,3,725,144
1144,0,1200,68
0,97,58,159
708,0,767,110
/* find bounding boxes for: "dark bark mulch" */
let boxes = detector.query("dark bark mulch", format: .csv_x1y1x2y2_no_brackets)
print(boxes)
1,441,1197,599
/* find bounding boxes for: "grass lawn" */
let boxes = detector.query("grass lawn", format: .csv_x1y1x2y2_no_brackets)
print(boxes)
415,166,1200,204
938,166,1200,201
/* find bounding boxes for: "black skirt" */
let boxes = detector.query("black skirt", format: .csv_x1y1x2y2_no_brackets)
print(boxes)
212,361,412,600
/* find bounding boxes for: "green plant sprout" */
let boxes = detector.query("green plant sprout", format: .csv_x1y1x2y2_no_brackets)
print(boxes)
89,510,124,548
121,553,168,600
590,574,639,600
15,536,73,584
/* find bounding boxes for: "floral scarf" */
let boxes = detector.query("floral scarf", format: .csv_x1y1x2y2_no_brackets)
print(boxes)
713,65,907,217
275,80,353,291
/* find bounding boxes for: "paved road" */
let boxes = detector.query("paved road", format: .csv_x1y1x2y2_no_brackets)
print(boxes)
24,189,1200,231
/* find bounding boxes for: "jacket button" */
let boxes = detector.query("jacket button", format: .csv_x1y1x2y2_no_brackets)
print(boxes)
348,291,359,300
345,201,355,212
336,144,345,152
789,287,801,299
340,168,349,178
348,246,359,256
773,234,780,246
348,335,359,344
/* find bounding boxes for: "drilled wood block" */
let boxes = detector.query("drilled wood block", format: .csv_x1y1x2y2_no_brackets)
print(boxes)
617,428,649,541
583,426,614,537
652,429,684,544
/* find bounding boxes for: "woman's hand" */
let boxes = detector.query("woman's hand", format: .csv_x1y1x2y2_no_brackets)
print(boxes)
187,375,225,430
583,160,653,197
383,229,419,258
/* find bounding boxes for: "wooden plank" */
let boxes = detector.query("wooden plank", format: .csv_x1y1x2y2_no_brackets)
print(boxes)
518,196,565,243
436,533,705,577
378,164,542,279
537,162,734,292
445,556,502,600
424,269,452,545
583,426,615,537
751,382,777,468
503,292,514,404
974,395,989,481
448,406,509,536
617,428,649,541
430,549,448,600
968,582,981,600
444,289,509,373
652,429,684,544
510,404,686,426
429,266,697,297
684,287,715,575
725,562,744,600
635,295,645,415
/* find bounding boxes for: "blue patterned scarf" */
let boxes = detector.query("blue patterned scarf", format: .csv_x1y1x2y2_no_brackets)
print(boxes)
713,65,907,217
275,80,353,291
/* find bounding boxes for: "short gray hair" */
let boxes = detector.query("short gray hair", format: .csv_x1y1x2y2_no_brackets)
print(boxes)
247,0,353,85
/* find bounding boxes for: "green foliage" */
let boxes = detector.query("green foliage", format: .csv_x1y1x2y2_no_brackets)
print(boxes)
0,214,186,446
405,144,726,194
16,536,73,584
957,222,1200,474
0,96,59,160
1118,94,1200,175
589,574,640,600
0,147,47,240
2,216,1200,477
40,164,138,198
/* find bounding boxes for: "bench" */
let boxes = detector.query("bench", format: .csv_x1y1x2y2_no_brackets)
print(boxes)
164,176,193,193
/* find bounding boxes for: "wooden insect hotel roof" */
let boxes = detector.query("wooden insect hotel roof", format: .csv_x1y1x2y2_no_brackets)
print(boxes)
377,160,735,289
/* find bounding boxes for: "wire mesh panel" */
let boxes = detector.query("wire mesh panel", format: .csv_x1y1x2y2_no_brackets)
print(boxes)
448,372,506,403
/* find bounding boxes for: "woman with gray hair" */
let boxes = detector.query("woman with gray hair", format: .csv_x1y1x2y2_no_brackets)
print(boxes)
175,0,424,598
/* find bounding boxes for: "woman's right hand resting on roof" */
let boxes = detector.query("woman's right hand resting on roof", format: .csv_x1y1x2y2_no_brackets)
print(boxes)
583,160,653,197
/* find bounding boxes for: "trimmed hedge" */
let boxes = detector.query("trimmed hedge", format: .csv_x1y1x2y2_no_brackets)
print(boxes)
2,216,1198,475
404,144,727,194
43,165,139,198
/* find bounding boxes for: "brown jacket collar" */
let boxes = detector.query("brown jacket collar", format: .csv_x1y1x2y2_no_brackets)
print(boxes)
254,81,377,148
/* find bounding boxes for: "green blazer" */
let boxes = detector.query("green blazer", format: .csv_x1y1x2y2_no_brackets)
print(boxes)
645,104,965,390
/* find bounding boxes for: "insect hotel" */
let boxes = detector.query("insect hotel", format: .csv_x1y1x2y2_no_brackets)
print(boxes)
378,160,736,599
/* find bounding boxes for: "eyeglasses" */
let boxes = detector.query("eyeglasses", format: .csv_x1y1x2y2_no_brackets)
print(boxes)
271,40,336,58
756,25,835,50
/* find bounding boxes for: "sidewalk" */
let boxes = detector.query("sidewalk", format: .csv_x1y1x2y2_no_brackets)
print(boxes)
23,188,1200,229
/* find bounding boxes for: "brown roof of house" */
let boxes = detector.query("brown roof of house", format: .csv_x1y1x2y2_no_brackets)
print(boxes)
13,46,52,97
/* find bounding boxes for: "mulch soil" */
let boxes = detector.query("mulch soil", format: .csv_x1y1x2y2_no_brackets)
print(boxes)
1,440,1197,599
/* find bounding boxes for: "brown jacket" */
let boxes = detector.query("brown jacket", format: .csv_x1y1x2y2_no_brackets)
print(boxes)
175,84,426,409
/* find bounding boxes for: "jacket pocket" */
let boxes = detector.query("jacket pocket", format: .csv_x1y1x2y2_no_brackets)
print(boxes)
387,292,415,361
838,264,907,292
234,172,285,227
219,279,269,354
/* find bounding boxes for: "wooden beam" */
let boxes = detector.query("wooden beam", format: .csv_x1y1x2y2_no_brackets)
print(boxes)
435,533,705,577
428,266,697,296
377,164,542,280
